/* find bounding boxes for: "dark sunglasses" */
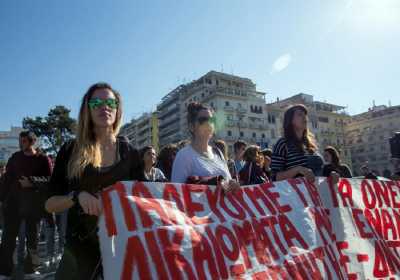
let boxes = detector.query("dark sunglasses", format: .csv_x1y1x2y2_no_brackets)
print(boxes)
196,116,216,125
88,98,119,110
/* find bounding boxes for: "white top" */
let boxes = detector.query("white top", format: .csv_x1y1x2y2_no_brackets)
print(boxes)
171,145,232,183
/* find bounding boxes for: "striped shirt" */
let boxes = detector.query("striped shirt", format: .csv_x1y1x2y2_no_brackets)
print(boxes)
271,137,321,179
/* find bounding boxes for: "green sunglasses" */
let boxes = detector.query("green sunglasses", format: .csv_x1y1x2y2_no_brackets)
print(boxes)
196,116,216,125
88,98,119,110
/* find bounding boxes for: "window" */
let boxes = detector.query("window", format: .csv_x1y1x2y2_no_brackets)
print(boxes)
240,132,244,137
311,121,318,129
318,117,329,123
227,131,232,136
201,93,205,98
252,132,256,138
225,101,230,106
262,133,265,138
251,105,263,114
268,114,276,124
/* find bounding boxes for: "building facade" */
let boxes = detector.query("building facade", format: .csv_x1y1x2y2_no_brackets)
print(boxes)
344,105,400,177
158,71,272,154
157,85,185,148
120,112,159,151
0,127,23,163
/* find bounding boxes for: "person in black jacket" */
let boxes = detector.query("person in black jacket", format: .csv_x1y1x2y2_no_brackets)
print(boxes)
239,145,269,185
157,144,178,181
45,83,141,280
322,146,352,178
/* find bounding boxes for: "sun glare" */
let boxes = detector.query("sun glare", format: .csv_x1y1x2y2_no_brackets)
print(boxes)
346,0,400,30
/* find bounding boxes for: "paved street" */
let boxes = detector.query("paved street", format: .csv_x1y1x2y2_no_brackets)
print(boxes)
0,228,61,280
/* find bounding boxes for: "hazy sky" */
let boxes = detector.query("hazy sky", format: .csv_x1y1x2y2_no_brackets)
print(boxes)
1,0,399,130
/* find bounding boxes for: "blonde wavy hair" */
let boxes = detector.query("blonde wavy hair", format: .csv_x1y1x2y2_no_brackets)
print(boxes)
67,83,122,179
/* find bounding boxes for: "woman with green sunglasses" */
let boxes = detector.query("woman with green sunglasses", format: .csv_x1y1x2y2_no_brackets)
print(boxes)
45,83,141,280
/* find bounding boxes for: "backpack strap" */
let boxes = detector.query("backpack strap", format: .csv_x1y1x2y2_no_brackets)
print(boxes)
212,147,225,161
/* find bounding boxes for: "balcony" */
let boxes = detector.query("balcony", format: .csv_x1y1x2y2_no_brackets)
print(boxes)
138,126,150,135
224,106,235,112
158,106,180,119
159,124,180,138
258,123,268,129
226,120,236,127
237,107,247,114
249,123,257,129
159,118,177,127
238,121,247,128
250,137,258,143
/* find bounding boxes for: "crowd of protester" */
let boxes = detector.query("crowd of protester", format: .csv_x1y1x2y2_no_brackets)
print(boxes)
0,82,399,279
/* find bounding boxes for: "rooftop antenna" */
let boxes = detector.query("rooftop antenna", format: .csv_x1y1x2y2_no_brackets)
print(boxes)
221,64,224,72
389,100,392,107
372,100,376,107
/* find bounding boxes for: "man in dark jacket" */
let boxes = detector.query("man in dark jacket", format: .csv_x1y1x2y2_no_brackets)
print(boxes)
0,131,52,279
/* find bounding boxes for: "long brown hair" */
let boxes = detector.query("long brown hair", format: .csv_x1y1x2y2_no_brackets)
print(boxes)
243,145,261,163
324,146,340,167
283,104,317,153
68,83,122,179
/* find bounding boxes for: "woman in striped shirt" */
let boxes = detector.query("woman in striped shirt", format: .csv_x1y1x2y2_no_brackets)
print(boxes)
271,104,329,182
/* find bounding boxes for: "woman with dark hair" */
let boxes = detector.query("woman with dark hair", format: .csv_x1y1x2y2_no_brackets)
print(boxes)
171,102,239,192
271,104,324,182
261,148,273,180
44,83,141,280
139,146,166,182
239,145,269,185
322,146,352,178
157,144,178,181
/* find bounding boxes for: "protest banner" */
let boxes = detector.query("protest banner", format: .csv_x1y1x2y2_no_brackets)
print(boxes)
98,178,400,279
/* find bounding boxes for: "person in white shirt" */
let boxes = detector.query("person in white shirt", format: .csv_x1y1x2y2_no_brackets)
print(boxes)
171,102,239,192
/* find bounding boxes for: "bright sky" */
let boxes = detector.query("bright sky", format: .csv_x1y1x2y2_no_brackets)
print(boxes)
1,0,399,130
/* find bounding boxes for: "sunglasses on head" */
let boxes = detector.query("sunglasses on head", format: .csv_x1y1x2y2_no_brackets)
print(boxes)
196,116,216,125
88,98,119,110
